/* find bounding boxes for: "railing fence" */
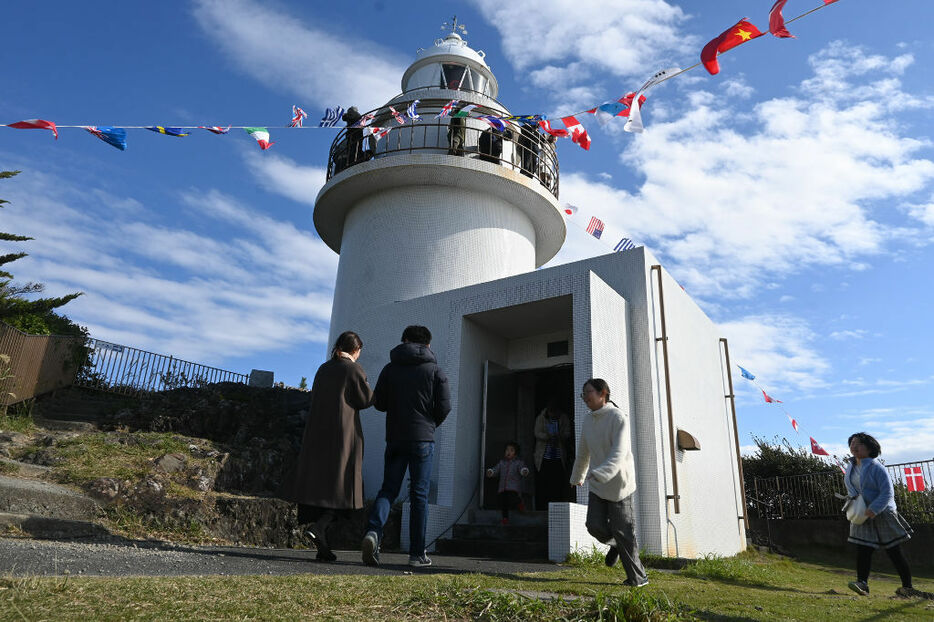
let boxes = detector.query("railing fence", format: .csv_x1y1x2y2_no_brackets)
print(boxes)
751,457,934,524
75,338,248,396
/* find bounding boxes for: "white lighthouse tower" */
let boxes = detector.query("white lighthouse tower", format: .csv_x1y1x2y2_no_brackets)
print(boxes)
313,24,748,563
314,24,566,343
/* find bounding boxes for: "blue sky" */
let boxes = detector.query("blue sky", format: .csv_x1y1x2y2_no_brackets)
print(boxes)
2,1,933,464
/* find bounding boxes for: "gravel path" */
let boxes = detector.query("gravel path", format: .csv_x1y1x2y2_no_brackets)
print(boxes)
0,537,563,578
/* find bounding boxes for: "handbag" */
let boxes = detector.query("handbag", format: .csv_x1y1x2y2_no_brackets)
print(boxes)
843,494,869,525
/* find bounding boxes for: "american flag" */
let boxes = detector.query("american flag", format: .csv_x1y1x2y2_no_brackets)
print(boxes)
586,217,604,239
352,113,375,128
389,106,406,125
435,99,459,119
614,237,635,252
319,106,344,128
290,105,308,128
199,126,230,134
406,100,421,121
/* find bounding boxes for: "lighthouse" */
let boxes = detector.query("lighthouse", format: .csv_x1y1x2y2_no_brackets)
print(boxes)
314,25,566,344
313,24,748,562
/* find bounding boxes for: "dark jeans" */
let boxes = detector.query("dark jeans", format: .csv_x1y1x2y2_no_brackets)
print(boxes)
366,440,434,557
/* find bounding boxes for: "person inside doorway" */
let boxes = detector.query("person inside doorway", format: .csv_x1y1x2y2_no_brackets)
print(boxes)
486,441,530,525
533,398,572,509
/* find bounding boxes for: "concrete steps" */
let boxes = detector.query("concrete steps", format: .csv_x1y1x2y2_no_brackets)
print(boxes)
435,509,549,560
0,473,109,540
0,474,100,520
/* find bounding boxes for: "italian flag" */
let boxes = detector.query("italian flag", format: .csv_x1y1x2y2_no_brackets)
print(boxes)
244,127,274,150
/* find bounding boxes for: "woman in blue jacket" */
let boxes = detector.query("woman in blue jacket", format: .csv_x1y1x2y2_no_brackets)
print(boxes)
844,432,929,598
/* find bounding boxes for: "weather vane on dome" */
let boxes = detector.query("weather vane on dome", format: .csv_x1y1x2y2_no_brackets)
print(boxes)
441,15,467,37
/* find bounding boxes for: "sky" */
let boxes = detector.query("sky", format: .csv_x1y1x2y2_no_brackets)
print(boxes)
2,0,933,465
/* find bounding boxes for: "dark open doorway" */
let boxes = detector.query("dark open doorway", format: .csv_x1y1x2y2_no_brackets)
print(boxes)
481,364,575,509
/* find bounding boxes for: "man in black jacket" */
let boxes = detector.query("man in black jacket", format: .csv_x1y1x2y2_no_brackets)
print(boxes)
362,325,451,568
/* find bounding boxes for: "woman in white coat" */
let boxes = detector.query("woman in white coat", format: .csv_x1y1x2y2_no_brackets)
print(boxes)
570,378,648,587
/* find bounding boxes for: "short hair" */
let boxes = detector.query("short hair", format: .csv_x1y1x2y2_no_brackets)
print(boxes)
505,441,520,454
402,325,432,345
332,331,363,359
848,432,881,458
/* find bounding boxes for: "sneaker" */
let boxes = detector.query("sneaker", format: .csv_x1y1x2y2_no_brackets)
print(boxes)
409,554,432,568
895,586,934,599
848,581,869,596
623,577,649,587
361,531,380,566
605,546,619,567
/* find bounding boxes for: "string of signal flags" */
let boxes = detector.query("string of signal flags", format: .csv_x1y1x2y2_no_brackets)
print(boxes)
4,1,845,152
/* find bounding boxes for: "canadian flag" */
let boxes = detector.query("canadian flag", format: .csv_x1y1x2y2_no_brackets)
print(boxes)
905,467,926,492
561,116,591,150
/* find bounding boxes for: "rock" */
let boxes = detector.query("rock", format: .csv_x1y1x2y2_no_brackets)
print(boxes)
193,476,213,492
154,453,186,473
87,477,123,502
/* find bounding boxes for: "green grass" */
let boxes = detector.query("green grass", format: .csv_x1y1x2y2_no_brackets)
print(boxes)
0,408,34,434
1,550,932,621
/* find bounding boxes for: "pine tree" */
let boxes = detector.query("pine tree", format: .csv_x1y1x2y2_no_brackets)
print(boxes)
0,170,84,333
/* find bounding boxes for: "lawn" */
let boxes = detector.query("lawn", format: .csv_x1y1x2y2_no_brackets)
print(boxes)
2,549,932,621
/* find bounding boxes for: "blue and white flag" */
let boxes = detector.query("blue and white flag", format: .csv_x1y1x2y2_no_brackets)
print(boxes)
614,237,635,252
739,366,755,381
406,100,421,121
479,115,508,131
319,106,345,128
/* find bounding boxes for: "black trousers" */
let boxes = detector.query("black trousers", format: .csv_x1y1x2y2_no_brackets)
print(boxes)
536,458,569,510
856,543,912,587
498,490,521,519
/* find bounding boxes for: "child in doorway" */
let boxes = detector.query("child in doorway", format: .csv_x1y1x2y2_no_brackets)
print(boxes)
486,441,530,525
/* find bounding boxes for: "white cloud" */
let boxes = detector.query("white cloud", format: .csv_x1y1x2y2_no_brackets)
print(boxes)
718,314,830,393
829,329,867,341
241,151,327,207
470,0,693,108
190,0,407,111
0,166,336,364
546,42,934,301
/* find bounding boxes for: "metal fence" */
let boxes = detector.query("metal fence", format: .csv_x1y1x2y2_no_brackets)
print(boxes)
751,457,934,524
326,98,560,198
0,322,84,406
74,338,248,396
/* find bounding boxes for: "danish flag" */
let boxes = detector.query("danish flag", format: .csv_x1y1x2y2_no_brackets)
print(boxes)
905,467,926,492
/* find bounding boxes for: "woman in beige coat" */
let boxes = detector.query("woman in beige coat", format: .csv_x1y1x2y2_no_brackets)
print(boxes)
285,331,373,561
533,399,572,509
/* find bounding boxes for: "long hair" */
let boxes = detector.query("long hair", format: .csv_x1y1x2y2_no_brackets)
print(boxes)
583,378,618,408
331,331,363,359
848,432,881,459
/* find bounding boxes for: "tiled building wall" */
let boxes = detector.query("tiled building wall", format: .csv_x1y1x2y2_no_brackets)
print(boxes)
506,329,572,370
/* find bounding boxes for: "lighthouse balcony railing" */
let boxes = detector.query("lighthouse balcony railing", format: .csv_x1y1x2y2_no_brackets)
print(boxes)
326,103,559,199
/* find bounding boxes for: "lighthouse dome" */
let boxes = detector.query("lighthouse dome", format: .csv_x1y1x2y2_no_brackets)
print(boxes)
401,32,498,98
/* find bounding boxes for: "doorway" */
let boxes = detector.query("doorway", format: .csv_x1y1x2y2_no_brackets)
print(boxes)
481,363,575,509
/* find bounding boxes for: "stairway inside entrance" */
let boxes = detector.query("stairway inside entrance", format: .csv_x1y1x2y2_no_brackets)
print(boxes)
435,509,548,560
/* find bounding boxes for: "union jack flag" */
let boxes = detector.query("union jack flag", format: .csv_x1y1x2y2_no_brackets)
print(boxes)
199,126,230,134
586,217,604,239
436,99,459,119
319,106,344,128
614,237,635,252
389,106,406,125
406,100,421,121
290,105,308,128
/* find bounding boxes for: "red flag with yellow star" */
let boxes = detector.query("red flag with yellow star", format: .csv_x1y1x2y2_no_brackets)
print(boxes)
701,18,763,75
